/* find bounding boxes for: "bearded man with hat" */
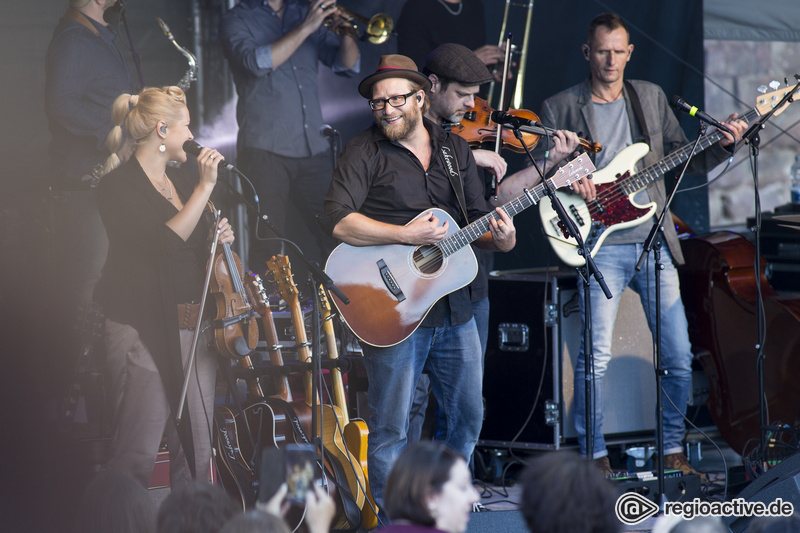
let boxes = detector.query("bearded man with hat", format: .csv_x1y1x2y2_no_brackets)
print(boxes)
320,54,517,509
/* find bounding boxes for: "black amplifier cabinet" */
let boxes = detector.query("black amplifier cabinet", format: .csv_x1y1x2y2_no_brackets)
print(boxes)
479,270,657,450
479,271,564,449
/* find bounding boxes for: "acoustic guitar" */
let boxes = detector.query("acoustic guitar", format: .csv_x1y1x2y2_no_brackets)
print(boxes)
324,154,594,347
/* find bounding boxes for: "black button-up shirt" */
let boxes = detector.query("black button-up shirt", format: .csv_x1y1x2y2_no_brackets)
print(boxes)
321,118,491,327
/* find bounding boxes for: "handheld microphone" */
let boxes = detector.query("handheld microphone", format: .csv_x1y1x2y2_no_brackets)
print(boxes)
319,124,337,138
183,140,237,174
670,96,732,135
490,110,541,129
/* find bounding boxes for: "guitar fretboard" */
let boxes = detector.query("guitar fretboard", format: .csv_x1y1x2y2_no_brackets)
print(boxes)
438,155,593,257
619,106,757,196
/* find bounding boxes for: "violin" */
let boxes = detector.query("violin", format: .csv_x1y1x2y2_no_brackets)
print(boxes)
207,202,259,360
449,97,603,154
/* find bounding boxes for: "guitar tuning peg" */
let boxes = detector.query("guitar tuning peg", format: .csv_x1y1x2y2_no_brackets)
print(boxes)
757,85,768,94
769,80,780,90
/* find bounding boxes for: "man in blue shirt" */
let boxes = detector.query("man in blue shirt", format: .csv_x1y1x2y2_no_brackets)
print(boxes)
220,0,359,268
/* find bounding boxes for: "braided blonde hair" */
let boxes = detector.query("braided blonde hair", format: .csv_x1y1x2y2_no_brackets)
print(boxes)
102,86,187,175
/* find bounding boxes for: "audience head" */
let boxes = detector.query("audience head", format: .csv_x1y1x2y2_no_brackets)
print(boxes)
520,451,619,533
72,469,156,533
749,515,800,533
384,441,479,533
221,510,290,533
156,481,239,533
653,515,727,533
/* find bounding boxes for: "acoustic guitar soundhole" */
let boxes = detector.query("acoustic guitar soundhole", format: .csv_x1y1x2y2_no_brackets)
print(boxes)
413,245,444,275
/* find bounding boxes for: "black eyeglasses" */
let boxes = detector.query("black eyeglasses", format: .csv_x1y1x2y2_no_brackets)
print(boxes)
369,90,418,111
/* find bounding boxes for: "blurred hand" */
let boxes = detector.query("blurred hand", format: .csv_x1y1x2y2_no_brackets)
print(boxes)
305,484,336,533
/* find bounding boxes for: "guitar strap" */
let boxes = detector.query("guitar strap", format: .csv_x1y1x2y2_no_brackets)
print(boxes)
439,135,471,224
624,80,651,148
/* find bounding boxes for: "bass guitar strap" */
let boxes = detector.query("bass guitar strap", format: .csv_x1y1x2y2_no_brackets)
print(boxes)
624,80,651,149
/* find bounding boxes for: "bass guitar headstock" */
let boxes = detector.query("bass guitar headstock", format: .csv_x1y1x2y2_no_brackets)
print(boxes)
755,79,800,117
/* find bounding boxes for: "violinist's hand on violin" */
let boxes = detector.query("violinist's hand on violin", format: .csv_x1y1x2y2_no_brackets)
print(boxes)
547,130,581,166
718,112,747,147
217,217,235,245
402,211,448,245
473,149,507,181
570,173,597,202
197,146,224,188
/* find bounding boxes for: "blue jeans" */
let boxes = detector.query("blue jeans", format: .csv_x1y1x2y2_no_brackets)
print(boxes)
362,315,483,508
406,297,490,443
575,243,692,459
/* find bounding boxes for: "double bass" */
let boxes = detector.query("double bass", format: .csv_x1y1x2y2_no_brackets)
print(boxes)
678,229,800,454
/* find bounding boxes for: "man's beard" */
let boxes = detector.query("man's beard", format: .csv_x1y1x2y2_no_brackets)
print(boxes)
378,104,421,142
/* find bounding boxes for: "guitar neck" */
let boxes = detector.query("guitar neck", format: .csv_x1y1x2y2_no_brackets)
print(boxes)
319,285,349,425
439,177,552,256
438,155,593,257
619,105,757,196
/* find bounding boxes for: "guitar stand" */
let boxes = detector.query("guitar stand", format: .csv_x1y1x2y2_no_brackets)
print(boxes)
507,125,612,461
636,122,706,507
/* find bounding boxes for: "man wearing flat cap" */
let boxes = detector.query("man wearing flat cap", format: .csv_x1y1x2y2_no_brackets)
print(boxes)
404,43,582,445
320,54,516,510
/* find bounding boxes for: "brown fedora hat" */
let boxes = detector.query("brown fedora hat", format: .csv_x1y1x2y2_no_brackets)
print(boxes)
357,54,432,99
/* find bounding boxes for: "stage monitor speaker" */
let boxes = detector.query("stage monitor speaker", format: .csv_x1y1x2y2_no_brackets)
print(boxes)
480,272,659,449
725,452,800,532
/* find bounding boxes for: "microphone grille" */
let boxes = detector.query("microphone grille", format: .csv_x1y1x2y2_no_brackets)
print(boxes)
182,140,202,155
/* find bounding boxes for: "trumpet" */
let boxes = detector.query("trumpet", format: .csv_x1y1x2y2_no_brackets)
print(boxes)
322,4,394,45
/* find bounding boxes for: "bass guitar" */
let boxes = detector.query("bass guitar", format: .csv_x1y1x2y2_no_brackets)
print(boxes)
325,155,594,347
539,86,798,267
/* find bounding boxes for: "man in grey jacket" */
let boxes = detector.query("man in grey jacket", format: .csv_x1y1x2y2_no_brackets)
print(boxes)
539,12,746,479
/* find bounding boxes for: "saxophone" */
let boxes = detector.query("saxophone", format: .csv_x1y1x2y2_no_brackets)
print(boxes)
157,17,198,91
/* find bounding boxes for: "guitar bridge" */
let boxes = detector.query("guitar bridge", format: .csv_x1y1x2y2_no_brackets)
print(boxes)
377,259,406,302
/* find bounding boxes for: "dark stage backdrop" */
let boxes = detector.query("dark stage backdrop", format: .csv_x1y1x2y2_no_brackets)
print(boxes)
0,0,706,529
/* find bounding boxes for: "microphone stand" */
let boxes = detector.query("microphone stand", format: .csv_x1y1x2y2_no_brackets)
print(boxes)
112,0,145,90
737,78,799,467
507,123,612,462
176,208,222,424
635,123,706,506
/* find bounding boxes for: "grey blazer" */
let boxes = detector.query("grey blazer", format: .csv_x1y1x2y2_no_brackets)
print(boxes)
539,78,732,264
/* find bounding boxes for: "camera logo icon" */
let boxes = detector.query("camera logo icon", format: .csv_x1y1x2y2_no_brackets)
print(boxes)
615,492,659,525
